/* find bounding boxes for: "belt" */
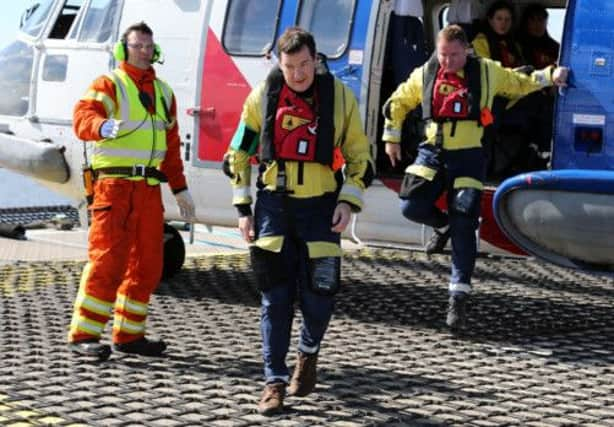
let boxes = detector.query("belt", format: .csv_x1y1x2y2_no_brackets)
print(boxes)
94,165,168,182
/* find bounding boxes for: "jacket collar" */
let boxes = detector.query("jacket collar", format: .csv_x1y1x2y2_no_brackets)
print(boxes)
119,61,156,86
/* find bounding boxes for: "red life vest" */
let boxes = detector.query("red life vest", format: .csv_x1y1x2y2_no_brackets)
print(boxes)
273,84,319,162
422,54,489,126
432,67,470,120
260,67,336,167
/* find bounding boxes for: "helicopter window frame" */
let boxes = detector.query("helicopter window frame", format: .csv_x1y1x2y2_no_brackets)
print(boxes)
295,0,357,60
20,0,56,38
222,0,282,57
42,54,68,81
72,0,120,43
48,0,84,40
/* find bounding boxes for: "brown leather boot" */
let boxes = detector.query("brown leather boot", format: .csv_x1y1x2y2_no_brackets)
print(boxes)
257,382,285,415
288,351,318,397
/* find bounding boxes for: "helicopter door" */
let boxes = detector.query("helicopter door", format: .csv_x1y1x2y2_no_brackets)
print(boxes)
552,0,609,170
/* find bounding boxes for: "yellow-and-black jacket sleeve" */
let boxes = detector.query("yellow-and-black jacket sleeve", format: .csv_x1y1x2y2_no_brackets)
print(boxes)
222,84,261,216
336,79,374,211
382,66,424,143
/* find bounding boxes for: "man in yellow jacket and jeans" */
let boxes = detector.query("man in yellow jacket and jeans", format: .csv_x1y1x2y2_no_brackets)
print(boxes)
382,25,568,332
223,27,373,415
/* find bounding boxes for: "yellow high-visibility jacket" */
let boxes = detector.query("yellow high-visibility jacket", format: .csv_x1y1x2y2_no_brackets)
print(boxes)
471,32,524,65
225,77,373,212
382,56,554,151
91,69,172,185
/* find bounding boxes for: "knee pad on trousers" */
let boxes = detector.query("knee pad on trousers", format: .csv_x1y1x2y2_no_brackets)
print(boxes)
449,187,481,217
399,173,433,200
400,198,433,223
249,246,287,291
309,256,340,296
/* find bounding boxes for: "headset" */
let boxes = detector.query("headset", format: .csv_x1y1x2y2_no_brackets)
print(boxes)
113,39,163,64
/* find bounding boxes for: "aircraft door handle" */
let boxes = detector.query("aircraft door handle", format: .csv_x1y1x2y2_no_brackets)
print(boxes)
186,106,216,118
334,65,358,77
557,67,573,97
558,81,574,97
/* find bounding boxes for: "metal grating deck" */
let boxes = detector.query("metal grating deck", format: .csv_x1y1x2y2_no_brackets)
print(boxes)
1,249,614,426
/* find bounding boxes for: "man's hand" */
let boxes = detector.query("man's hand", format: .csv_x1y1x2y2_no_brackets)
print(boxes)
331,202,352,233
239,215,255,242
385,142,402,168
175,190,195,221
552,66,569,87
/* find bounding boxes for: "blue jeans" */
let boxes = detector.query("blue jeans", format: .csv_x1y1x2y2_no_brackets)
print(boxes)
400,145,485,290
255,191,338,384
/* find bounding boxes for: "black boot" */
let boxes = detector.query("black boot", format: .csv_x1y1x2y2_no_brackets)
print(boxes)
446,294,468,332
425,227,450,255
69,338,112,361
113,337,167,356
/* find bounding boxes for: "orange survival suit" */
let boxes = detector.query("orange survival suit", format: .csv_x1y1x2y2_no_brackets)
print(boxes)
68,61,187,345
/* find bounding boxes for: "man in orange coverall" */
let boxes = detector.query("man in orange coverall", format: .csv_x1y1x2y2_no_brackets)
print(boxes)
68,22,195,360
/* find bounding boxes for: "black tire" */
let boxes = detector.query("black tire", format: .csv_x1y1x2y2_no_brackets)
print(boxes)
162,223,185,279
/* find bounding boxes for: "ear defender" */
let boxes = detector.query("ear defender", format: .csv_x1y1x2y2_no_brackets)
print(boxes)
112,41,162,63
113,40,127,61
151,43,161,63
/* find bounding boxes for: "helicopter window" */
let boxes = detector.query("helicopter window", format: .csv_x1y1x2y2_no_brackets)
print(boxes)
20,0,55,38
296,0,356,59
0,41,34,116
49,0,84,39
546,8,565,43
74,0,119,42
222,0,281,56
42,55,68,81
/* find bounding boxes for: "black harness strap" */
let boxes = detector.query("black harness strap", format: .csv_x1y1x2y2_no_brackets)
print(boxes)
260,68,284,162
313,72,335,166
